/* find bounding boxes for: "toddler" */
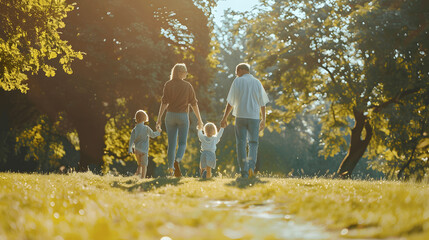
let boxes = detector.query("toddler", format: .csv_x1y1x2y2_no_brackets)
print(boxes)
197,122,224,179
128,110,161,178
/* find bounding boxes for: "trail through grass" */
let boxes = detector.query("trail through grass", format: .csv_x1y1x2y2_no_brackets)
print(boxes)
0,173,428,239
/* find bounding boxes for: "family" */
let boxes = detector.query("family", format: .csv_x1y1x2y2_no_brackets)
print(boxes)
128,63,269,179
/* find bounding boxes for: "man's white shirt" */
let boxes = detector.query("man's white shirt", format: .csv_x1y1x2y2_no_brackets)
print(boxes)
226,73,269,119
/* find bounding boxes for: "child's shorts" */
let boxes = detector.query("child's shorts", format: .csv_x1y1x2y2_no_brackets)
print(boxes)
135,150,148,166
200,150,216,169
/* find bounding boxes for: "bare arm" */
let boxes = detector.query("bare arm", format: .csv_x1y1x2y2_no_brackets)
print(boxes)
190,103,204,130
216,128,225,143
259,106,266,131
220,103,233,128
156,103,169,131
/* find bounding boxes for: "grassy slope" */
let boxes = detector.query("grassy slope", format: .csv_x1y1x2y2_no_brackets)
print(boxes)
0,173,428,240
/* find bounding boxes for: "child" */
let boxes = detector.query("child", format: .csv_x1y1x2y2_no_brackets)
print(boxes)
197,122,224,179
128,110,161,178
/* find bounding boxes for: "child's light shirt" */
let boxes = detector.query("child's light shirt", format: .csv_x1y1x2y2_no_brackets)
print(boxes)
128,123,160,154
198,128,224,153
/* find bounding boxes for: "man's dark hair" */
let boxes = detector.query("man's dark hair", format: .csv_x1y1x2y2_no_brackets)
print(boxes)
236,63,250,72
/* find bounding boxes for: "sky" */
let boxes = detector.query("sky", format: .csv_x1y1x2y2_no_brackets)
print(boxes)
213,0,261,26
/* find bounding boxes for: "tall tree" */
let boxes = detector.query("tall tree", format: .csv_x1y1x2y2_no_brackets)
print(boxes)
243,0,428,178
355,0,429,179
25,0,213,171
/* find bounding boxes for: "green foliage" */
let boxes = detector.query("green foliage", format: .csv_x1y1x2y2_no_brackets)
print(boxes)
353,0,429,178
241,0,428,178
0,0,83,93
14,115,68,171
10,0,216,170
209,8,376,178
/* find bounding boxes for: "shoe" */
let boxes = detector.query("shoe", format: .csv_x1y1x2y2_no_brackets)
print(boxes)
167,168,174,177
202,170,207,179
248,168,255,179
174,161,182,178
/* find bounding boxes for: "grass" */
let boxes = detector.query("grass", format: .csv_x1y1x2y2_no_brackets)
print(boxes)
0,172,428,240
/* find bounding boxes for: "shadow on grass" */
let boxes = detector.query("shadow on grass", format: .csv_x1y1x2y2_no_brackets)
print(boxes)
225,177,267,189
197,177,215,182
111,177,182,192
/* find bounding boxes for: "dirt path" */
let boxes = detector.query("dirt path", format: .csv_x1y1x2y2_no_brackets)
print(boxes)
205,200,335,239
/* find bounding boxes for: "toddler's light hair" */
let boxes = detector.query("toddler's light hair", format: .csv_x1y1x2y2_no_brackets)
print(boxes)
170,63,187,80
134,110,148,123
204,122,217,137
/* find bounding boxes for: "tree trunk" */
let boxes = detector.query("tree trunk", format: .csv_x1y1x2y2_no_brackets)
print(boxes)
397,118,426,180
75,118,106,172
337,108,373,179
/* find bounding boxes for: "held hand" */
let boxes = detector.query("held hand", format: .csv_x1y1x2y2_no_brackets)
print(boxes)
259,120,266,132
198,120,204,130
220,118,228,128
156,121,162,132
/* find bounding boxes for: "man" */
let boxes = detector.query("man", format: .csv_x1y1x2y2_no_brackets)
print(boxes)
220,63,269,178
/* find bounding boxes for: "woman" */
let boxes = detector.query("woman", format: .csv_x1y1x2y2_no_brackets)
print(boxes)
156,63,204,177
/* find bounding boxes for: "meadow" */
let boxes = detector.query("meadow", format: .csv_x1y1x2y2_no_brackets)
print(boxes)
0,172,428,240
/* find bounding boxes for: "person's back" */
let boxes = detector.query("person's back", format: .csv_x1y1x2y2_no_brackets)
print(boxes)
228,73,268,120
131,124,155,153
198,128,224,153
162,79,196,113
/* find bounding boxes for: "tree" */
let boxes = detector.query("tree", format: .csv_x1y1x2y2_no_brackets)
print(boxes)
243,0,428,178
355,0,429,179
24,0,214,171
0,0,83,93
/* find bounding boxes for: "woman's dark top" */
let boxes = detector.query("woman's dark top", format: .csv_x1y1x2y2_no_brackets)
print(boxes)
161,79,198,113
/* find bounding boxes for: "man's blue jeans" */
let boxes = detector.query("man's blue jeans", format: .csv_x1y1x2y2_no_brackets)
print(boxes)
165,112,189,169
235,117,260,176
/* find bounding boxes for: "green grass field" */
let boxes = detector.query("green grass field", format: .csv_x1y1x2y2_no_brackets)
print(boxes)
0,172,428,240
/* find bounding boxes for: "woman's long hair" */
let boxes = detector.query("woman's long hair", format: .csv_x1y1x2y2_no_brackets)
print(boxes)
170,63,187,80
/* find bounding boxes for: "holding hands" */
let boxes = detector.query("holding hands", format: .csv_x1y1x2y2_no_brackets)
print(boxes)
156,120,162,132
259,119,265,132
197,120,204,131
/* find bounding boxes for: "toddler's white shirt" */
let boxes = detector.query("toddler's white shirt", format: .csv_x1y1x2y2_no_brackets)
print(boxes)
198,128,224,153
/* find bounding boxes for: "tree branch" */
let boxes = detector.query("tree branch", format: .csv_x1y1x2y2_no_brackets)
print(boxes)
371,87,421,113
320,65,338,85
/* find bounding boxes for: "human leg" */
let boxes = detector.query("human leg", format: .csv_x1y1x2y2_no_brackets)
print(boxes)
200,151,208,178
174,113,188,177
165,112,178,170
247,119,260,173
135,151,143,176
175,113,189,161
207,167,212,178
235,118,248,177
141,153,149,178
